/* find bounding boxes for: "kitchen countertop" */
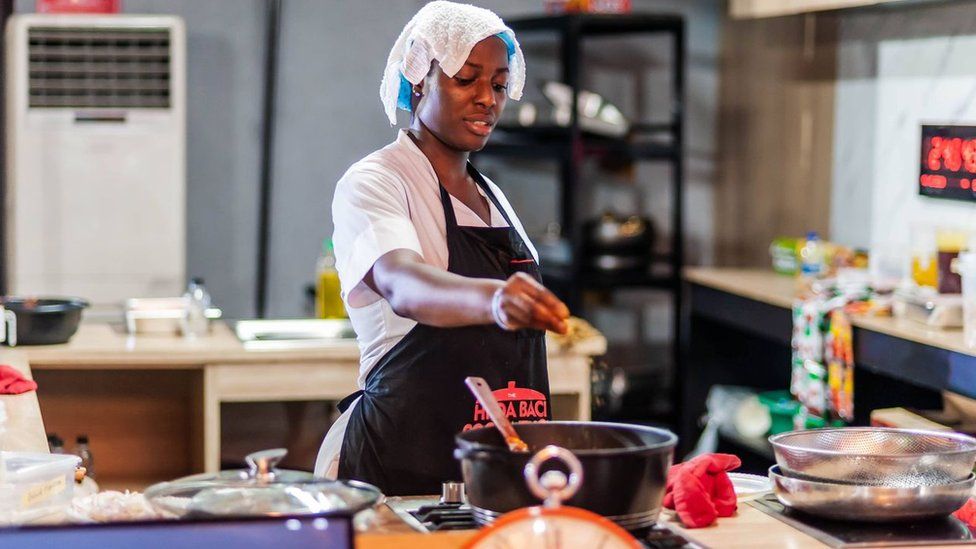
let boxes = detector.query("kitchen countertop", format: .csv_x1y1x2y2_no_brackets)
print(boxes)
356,503,968,548
685,267,976,358
21,320,604,368
21,322,360,368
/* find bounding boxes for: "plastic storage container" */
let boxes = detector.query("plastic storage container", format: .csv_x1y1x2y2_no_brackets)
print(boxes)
956,252,976,347
0,451,80,524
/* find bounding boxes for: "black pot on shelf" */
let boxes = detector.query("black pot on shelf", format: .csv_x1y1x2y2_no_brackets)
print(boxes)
455,421,676,532
2,296,89,345
583,212,655,273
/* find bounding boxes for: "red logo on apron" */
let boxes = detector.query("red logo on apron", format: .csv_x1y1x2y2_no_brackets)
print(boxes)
462,381,548,431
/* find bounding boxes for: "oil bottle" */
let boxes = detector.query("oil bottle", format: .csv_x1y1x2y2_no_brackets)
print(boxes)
315,239,346,319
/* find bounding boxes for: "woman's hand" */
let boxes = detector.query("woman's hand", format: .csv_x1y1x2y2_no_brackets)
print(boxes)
492,272,570,334
367,250,570,331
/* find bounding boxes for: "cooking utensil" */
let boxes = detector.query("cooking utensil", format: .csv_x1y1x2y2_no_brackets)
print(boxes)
455,421,676,532
769,465,974,522
770,428,976,486
465,376,528,453
582,212,654,273
541,81,630,138
144,448,382,518
1,296,88,345
584,212,654,249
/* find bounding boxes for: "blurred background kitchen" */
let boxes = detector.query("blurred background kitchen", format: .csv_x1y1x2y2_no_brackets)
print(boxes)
6,0,976,494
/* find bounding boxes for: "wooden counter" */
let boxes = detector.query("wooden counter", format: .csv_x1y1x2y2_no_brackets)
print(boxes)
17,321,597,489
685,267,976,358
24,322,360,368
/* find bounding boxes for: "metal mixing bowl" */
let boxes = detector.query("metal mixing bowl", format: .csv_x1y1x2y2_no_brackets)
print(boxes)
769,428,976,486
770,465,974,522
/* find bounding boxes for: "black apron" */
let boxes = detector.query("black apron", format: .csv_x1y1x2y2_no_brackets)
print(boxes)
337,167,550,496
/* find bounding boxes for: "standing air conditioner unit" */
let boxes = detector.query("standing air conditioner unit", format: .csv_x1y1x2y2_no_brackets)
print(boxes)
5,14,185,313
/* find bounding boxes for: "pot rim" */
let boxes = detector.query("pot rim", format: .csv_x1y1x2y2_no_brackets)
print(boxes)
1,296,90,313
455,420,677,457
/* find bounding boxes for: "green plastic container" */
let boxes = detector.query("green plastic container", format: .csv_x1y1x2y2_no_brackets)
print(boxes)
769,238,800,275
758,390,801,434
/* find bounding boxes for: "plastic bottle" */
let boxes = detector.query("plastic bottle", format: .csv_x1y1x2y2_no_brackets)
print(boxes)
47,433,64,454
74,435,95,479
183,277,212,338
315,239,346,319
799,231,824,279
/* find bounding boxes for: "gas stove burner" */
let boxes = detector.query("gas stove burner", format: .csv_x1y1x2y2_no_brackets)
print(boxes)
397,484,692,545
408,503,691,546
752,495,976,547
473,503,660,532
407,502,478,531
637,525,692,548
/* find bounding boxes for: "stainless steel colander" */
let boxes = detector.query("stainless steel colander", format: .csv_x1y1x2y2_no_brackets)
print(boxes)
769,465,975,522
769,428,976,486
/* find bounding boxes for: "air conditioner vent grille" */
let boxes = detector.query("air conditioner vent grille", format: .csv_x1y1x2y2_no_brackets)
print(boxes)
27,26,171,109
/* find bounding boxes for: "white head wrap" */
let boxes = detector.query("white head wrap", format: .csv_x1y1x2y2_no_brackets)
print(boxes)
380,1,526,126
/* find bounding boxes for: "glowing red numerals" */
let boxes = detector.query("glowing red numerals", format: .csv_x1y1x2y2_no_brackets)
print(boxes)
921,174,948,189
929,136,943,170
927,136,976,174
964,140,976,173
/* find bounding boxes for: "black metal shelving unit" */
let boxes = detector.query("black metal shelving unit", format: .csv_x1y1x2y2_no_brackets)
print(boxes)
475,12,685,423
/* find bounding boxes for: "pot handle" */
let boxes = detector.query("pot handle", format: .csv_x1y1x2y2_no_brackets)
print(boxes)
454,447,497,461
523,445,583,508
245,448,287,483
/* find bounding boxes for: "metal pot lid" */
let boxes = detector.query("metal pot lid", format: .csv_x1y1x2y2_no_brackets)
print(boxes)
144,448,383,517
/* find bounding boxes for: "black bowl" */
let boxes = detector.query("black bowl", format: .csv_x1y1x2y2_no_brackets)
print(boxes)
455,421,676,531
2,296,89,345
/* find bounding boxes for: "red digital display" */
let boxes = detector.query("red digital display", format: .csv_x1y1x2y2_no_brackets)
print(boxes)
920,125,976,201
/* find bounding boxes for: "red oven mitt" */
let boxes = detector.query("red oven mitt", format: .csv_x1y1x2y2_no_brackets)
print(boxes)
0,364,38,394
953,498,976,527
663,453,741,528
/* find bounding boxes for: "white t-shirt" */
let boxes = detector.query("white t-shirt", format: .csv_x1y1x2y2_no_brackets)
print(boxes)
331,129,538,388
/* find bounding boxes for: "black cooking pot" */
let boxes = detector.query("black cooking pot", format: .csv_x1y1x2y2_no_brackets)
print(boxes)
583,212,655,273
455,421,676,532
2,297,89,345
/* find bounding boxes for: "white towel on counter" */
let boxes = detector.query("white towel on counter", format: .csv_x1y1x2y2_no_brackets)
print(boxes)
379,0,525,126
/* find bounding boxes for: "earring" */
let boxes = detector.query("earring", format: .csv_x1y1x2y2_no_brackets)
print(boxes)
414,88,423,98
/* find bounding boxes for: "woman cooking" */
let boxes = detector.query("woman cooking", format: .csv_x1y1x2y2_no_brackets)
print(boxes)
314,1,570,496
